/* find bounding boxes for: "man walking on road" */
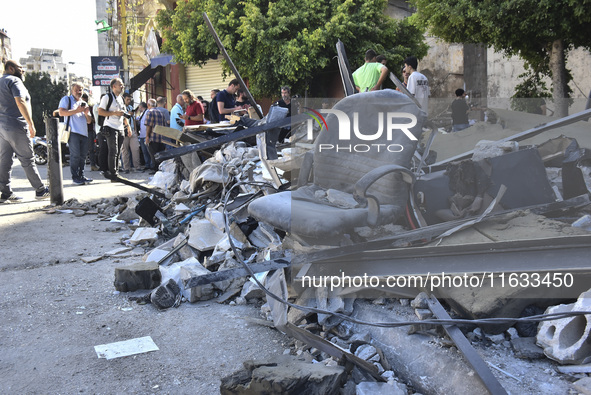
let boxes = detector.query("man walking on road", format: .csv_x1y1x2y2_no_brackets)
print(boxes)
59,82,93,185
0,60,49,202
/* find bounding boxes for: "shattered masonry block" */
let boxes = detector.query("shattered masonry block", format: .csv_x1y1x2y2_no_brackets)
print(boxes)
240,281,265,301
356,381,407,395
205,207,226,231
187,218,225,251
220,355,346,395
537,289,591,364
326,189,359,208
114,261,161,292
472,140,519,162
129,227,159,245
180,263,216,302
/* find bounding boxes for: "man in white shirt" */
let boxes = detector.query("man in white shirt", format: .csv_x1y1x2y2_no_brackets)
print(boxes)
404,56,430,115
97,78,130,179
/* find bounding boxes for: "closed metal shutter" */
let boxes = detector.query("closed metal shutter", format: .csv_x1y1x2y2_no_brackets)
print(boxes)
185,58,235,100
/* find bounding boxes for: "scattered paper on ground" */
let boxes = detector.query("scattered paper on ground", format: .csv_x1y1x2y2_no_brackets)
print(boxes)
94,336,159,360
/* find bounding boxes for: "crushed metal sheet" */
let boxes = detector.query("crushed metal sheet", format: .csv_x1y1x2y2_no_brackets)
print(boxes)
94,336,159,360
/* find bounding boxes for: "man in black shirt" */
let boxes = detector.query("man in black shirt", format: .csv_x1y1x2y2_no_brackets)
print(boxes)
216,79,240,122
451,88,470,132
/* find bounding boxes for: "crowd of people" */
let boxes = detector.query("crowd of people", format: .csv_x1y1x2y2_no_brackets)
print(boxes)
1,52,476,201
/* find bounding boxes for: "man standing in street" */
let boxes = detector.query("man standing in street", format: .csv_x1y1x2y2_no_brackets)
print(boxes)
0,60,49,202
404,56,430,115
59,82,93,185
170,94,185,133
352,49,388,93
120,93,141,173
451,88,471,132
98,77,130,179
216,79,240,122
144,98,167,173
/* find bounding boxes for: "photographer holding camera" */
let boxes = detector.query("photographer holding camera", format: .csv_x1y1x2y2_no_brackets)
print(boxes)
58,82,93,185
98,78,131,180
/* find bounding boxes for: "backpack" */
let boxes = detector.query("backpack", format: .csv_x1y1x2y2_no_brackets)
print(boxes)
98,93,114,128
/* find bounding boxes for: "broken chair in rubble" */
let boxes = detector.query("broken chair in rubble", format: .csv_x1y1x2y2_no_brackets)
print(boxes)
248,90,427,244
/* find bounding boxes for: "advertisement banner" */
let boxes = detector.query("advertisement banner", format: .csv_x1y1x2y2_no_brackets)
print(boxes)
91,56,123,87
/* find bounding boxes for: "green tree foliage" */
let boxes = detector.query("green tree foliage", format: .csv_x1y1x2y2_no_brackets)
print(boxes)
23,72,67,135
409,0,591,116
157,0,428,97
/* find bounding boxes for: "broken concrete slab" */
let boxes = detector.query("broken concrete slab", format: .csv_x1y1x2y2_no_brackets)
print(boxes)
573,377,591,395
240,281,265,301
351,300,491,394
472,140,519,162
537,288,591,364
187,218,225,251
104,246,133,256
129,227,159,245
511,337,545,360
114,261,161,292
81,256,103,263
356,381,407,395
219,355,346,395
180,262,216,302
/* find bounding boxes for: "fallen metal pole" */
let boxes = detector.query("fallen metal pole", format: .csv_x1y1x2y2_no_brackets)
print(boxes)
432,107,591,167
389,72,422,109
111,175,166,199
203,12,263,119
183,259,290,289
155,113,307,161
44,114,64,205
427,296,508,395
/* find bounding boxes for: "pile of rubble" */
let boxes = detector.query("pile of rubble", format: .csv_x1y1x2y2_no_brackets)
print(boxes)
48,99,591,393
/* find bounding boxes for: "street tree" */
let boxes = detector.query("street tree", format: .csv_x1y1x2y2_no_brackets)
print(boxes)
409,0,591,117
157,0,428,97
23,72,67,135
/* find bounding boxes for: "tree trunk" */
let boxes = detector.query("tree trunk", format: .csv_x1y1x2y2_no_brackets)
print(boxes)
549,38,568,118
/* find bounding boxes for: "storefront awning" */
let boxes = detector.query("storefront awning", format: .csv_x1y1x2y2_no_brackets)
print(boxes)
129,65,163,93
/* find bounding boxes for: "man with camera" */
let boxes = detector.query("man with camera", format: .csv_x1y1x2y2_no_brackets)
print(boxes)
98,78,131,180
58,82,93,185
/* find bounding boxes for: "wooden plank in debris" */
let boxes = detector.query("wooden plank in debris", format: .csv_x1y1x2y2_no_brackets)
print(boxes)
155,113,308,161
154,125,202,144
182,259,290,289
427,295,508,395
432,107,591,167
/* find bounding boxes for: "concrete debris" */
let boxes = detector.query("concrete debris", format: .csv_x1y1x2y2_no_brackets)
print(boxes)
573,377,591,395
537,288,591,364
354,344,377,361
180,262,216,302
356,381,407,395
220,355,346,395
129,227,159,245
410,292,430,309
186,218,225,251
114,261,161,292
150,278,181,309
511,337,545,360
472,140,519,162
240,281,265,301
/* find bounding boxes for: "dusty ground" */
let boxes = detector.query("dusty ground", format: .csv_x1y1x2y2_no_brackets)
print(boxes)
0,164,289,394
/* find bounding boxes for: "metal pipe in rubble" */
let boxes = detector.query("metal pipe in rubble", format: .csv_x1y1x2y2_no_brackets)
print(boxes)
44,114,64,205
